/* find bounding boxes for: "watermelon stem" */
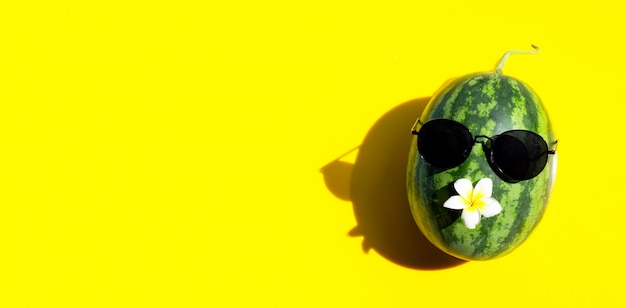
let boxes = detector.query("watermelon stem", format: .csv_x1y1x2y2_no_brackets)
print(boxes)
495,44,540,74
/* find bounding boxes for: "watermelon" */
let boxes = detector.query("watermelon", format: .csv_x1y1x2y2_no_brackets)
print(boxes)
406,47,557,260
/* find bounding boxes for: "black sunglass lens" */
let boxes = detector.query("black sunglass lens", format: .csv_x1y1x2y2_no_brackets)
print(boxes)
492,131,549,181
417,120,473,169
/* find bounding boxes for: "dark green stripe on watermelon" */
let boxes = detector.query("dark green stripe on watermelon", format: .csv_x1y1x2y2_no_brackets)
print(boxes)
407,72,556,260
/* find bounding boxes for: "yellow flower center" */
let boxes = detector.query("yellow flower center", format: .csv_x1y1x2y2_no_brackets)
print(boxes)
466,189,485,211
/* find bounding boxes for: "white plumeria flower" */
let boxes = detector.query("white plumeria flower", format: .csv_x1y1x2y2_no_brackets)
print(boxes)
443,178,502,229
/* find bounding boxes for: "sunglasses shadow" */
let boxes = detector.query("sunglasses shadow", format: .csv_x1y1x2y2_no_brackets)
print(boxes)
321,97,466,270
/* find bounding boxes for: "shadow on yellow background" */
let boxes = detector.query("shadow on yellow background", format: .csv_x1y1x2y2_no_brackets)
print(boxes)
322,98,465,270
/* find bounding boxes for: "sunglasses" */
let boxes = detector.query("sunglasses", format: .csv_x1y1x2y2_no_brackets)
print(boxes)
411,118,557,182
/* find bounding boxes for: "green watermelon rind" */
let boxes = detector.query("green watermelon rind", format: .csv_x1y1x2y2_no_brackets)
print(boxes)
406,72,557,261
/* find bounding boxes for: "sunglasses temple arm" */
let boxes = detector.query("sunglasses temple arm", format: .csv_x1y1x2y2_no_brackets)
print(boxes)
532,141,558,158
548,140,558,154
411,118,422,135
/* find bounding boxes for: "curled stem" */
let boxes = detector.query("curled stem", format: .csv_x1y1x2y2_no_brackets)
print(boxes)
495,44,540,74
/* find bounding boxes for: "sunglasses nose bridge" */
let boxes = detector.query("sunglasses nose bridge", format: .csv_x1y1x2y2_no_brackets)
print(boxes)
473,135,493,146
473,135,495,166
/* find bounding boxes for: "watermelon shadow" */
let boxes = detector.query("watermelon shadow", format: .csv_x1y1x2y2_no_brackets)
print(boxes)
321,97,466,270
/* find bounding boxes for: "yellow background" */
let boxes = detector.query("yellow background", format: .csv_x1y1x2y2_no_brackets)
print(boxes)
1,1,625,307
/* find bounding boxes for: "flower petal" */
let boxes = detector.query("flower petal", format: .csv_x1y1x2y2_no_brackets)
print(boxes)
479,197,502,218
454,178,473,200
443,195,468,210
461,208,480,229
474,178,493,199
